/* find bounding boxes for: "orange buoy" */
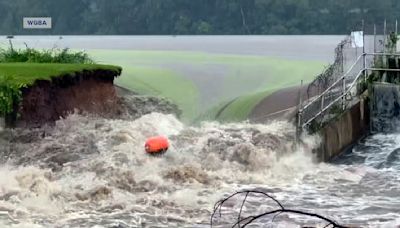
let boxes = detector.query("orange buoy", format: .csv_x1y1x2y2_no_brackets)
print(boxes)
145,136,169,155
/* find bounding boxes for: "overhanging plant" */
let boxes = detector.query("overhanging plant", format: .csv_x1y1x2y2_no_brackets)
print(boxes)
0,75,25,117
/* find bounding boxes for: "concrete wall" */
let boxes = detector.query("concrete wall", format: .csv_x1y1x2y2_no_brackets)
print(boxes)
370,83,400,132
317,99,369,162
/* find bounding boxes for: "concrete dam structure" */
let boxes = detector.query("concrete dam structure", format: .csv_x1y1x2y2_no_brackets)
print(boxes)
310,65,400,161
370,82,400,132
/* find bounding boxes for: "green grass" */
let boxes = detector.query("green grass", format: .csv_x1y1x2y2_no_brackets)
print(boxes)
215,90,274,122
0,46,122,119
0,63,121,86
115,66,198,121
192,98,235,123
88,49,326,122
0,45,94,64
213,60,323,122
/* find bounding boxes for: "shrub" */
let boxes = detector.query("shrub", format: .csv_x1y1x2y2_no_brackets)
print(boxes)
0,75,25,117
0,43,94,64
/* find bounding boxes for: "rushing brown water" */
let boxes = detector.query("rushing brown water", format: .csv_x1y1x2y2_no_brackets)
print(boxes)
1,36,400,227
0,107,400,227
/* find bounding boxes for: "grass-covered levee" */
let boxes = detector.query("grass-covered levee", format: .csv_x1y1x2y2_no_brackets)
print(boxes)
0,44,121,127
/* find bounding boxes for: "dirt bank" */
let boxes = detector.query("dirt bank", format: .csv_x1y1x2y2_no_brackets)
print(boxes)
10,69,121,127
5,69,181,128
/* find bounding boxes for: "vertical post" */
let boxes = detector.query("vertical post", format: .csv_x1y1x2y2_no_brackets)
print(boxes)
374,24,377,53
364,53,368,83
341,43,344,73
362,20,367,82
397,19,399,53
342,77,346,110
384,19,387,51
321,95,325,112
396,19,398,35
296,80,304,143
355,40,358,59
383,19,388,69
362,19,365,53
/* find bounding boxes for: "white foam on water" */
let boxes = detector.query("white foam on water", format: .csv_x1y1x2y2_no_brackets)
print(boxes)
0,112,399,227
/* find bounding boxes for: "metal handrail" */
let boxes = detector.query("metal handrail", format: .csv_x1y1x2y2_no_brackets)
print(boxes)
366,53,400,57
300,53,365,111
301,53,400,113
301,62,400,128
367,67,400,71
301,68,365,128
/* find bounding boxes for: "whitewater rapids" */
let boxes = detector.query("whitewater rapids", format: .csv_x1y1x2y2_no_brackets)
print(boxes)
0,112,399,227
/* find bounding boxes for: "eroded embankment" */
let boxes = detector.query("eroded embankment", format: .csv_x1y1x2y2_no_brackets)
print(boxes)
2,63,182,129
13,69,120,127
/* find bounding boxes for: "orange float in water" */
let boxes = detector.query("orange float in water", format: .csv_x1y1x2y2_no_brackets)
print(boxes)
145,136,169,155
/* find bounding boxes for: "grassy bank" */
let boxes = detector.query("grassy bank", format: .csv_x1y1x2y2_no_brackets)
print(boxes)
89,49,326,122
215,90,274,122
0,63,121,86
115,66,198,121
0,46,123,124
0,62,121,119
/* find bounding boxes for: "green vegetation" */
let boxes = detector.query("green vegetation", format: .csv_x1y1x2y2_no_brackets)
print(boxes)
0,75,23,116
0,46,121,118
215,90,274,122
198,57,324,122
195,90,276,123
1,0,399,35
115,66,198,121
0,63,121,86
0,44,94,64
193,99,235,123
90,49,325,122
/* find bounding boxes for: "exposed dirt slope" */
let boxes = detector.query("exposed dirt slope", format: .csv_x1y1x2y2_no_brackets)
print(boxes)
15,69,120,127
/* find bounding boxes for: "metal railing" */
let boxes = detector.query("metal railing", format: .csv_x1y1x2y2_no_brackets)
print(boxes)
298,52,400,130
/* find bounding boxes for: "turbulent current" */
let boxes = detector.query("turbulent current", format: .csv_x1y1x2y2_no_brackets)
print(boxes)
0,110,399,227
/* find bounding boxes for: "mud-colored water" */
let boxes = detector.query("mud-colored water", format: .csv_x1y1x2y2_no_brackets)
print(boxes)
1,35,399,227
0,104,399,227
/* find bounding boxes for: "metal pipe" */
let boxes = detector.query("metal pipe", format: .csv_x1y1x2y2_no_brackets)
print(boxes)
367,67,400,72
366,52,400,56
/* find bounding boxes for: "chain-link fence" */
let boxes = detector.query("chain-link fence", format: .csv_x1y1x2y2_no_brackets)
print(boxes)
299,21,397,132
